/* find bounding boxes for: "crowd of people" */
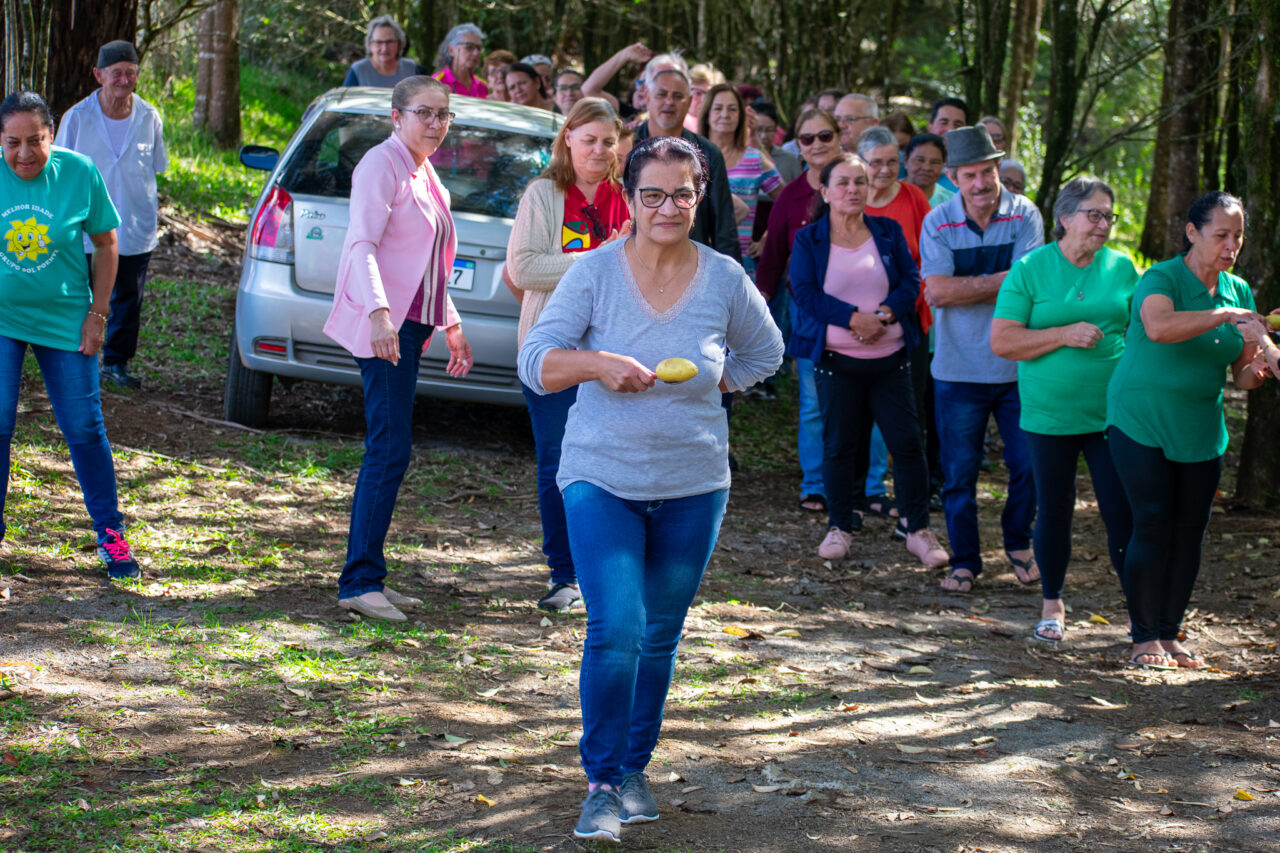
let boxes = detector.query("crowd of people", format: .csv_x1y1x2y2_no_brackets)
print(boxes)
1,23,1277,846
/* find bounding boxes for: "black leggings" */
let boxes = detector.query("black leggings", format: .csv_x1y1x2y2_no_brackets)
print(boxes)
1108,426,1222,644
815,348,930,533
1024,430,1131,601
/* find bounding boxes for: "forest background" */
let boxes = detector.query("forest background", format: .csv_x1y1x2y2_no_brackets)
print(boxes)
2,0,1280,506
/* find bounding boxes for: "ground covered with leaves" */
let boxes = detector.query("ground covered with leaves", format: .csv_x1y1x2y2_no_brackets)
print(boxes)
1,228,1278,853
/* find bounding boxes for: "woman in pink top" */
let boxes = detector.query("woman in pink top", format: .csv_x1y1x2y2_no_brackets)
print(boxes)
432,24,489,98
788,153,949,568
324,76,474,621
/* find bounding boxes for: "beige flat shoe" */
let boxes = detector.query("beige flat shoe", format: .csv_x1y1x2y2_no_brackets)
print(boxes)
338,591,406,621
383,586,422,607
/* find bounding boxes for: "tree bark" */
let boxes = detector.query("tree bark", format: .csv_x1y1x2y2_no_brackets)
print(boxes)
194,0,239,148
1035,0,1082,231
1139,0,1217,261
1234,0,1280,508
3,0,138,118
1003,0,1043,153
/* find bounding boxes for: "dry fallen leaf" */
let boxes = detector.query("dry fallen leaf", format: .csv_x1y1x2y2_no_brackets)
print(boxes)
2,753,18,767
774,628,802,638
442,734,471,745
1088,613,1111,625
539,616,553,628
908,665,934,675
752,784,782,793
681,785,704,793
667,771,683,783
723,625,751,637
476,687,501,698
1234,790,1255,801
476,794,496,807
73,798,89,811
896,744,927,754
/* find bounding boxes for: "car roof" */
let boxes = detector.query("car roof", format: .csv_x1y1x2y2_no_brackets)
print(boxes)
313,87,563,138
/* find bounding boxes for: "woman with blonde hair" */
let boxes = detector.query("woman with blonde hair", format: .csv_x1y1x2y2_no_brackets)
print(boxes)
685,62,723,131
507,98,631,612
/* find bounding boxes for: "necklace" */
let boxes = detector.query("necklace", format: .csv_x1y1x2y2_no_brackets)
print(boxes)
630,241,691,294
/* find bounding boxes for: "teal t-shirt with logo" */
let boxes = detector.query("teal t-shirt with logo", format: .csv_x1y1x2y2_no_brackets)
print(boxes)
994,243,1139,434
0,146,120,351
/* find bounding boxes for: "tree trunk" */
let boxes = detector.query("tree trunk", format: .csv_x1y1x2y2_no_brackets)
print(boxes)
1003,0,1043,153
194,0,239,148
1139,0,1216,261
1035,0,1081,231
1234,0,1280,508
3,0,138,118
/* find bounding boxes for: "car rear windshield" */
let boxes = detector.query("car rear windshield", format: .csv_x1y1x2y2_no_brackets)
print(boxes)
276,110,552,218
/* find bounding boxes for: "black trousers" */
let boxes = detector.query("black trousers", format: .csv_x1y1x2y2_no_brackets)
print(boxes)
815,348,931,534
1108,426,1222,644
87,251,153,366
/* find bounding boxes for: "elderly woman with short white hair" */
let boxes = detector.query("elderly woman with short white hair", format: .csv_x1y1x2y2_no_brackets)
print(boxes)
342,15,422,88
433,23,488,98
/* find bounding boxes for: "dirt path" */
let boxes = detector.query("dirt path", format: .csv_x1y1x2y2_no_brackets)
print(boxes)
0,232,1277,851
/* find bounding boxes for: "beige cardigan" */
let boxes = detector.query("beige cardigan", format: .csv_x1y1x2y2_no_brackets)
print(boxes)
507,178,577,347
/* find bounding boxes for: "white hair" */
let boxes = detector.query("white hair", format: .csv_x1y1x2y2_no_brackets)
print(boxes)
435,23,484,71
366,15,407,54
643,52,690,94
840,93,879,119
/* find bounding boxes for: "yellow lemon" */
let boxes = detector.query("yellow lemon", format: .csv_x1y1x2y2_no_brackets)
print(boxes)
1266,314,1280,330
655,357,698,383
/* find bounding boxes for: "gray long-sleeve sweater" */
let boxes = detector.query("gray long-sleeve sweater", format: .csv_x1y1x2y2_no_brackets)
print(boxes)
518,240,784,500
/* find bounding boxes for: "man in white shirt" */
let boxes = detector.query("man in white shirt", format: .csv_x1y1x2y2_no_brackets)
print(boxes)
56,40,168,390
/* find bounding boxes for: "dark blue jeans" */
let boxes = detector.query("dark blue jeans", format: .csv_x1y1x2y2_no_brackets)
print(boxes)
88,252,152,366
338,320,433,599
1024,430,1131,600
562,481,728,786
522,382,577,585
0,334,124,543
1108,426,1222,644
815,349,931,533
933,379,1035,574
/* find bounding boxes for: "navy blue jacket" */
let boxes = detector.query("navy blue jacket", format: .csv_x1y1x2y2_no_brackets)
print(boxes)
787,213,922,362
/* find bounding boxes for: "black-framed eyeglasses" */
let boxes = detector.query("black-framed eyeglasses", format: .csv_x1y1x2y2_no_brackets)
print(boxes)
797,129,836,146
581,203,607,239
403,107,455,125
1076,208,1117,225
637,187,699,209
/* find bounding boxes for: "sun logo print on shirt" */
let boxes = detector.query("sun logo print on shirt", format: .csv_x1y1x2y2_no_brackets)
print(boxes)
5,217,50,263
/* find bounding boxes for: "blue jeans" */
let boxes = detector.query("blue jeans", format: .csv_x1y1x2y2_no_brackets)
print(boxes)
562,481,728,786
867,424,888,498
933,379,1035,574
0,334,123,543
796,357,824,498
338,320,433,599
522,382,577,585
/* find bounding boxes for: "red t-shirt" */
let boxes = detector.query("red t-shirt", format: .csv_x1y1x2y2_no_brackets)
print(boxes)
562,181,629,253
866,181,933,331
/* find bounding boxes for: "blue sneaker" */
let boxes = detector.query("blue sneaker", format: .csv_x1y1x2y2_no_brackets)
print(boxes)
573,787,622,843
98,528,140,579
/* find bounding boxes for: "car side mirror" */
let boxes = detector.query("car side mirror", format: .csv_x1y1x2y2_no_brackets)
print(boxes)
239,145,279,171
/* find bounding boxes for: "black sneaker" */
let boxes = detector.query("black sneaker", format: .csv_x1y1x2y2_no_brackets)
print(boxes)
98,528,140,579
573,787,622,843
101,363,141,390
537,582,581,612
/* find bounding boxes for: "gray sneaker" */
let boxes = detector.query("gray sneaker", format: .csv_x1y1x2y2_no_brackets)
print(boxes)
537,582,581,612
573,787,622,843
619,771,659,824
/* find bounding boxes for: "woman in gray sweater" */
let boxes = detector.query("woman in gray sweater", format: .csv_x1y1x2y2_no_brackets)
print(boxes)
518,136,783,843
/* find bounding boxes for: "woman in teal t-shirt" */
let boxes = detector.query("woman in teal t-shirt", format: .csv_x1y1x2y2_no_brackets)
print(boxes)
991,177,1137,647
1106,191,1269,670
0,91,141,579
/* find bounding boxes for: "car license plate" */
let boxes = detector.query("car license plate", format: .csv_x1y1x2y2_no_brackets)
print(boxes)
449,259,476,292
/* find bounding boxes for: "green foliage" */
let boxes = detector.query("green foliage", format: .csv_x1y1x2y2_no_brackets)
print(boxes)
138,64,320,221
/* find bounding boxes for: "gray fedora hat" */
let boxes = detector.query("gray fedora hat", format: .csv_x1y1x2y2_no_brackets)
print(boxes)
944,124,1005,169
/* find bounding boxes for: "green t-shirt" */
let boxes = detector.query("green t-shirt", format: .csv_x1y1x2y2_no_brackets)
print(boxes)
1106,255,1255,463
994,243,1138,434
0,147,120,351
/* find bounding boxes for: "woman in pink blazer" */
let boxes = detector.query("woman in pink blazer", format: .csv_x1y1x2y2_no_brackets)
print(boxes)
323,75,473,621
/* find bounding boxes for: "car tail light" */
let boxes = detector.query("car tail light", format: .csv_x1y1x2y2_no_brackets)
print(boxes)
249,185,294,263
254,338,288,356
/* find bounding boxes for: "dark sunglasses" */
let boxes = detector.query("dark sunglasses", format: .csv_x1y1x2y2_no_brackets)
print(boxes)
797,129,836,147
581,203,606,239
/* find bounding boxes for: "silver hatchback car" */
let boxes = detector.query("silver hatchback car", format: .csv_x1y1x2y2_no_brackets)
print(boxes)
225,88,561,426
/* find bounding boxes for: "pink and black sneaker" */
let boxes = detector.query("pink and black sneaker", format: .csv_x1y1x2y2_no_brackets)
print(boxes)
97,528,140,579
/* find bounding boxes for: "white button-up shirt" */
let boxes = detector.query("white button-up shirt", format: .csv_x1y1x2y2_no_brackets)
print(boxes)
55,91,168,255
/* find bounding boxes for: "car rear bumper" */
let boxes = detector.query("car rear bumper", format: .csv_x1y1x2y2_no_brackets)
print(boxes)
233,258,525,406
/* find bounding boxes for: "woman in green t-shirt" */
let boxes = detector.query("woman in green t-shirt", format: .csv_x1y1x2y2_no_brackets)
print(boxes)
991,177,1137,647
0,90,140,579
1106,191,1269,670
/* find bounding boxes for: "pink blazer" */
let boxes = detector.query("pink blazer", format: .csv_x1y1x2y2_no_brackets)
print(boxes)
324,133,461,358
